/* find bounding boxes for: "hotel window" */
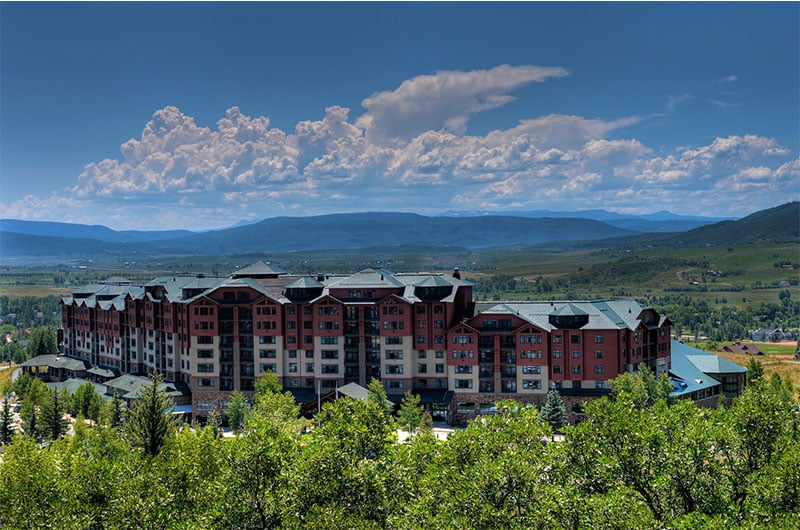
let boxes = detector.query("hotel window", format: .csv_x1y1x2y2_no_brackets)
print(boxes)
385,381,404,390
595,365,605,374
288,363,298,373
260,364,277,374
571,350,581,359
595,350,604,359
523,379,541,390
385,365,403,375
522,365,541,375
259,349,276,359
321,350,338,360
553,350,562,359
418,350,427,358
197,363,214,373
594,335,604,343
553,336,562,344
417,363,427,373
572,365,581,374
305,350,314,358
596,381,606,389
454,365,473,374
571,335,581,344
455,379,473,389
305,363,314,373
553,365,562,374
288,350,297,358
435,363,445,373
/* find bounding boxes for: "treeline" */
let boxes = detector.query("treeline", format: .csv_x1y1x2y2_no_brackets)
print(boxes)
0,370,797,529
0,326,58,364
650,296,799,341
0,295,63,328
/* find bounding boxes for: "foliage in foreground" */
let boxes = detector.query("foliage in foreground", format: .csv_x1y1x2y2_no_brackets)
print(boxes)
0,376,798,529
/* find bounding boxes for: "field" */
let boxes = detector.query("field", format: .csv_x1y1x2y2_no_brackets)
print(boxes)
693,340,800,395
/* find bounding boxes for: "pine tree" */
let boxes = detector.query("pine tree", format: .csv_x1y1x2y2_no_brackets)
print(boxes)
109,390,125,428
0,394,14,444
538,389,568,436
20,394,40,442
40,389,69,441
125,370,177,456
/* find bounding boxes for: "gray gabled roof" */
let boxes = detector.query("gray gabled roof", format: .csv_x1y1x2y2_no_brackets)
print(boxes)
231,261,286,278
286,276,324,289
328,268,406,288
21,355,88,371
551,303,588,317
685,354,747,374
414,275,455,288
46,378,108,398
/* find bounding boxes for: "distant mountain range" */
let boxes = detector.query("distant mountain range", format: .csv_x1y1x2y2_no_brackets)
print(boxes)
440,208,733,233
1,203,796,259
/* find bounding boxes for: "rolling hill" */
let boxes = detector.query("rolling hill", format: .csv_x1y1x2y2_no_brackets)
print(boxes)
0,203,795,259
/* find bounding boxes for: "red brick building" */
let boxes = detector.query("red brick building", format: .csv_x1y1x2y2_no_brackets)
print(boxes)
60,262,671,421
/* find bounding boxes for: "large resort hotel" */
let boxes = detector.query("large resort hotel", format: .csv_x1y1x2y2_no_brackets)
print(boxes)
54,261,731,422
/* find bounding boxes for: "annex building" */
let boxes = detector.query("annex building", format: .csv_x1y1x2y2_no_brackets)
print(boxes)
60,262,672,422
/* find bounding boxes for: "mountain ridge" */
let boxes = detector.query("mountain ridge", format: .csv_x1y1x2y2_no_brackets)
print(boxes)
0,203,795,259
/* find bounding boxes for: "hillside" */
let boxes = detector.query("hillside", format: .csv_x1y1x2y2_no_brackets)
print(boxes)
0,219,194,243
0,203,795,260
662,201,799,247
0,213,638,258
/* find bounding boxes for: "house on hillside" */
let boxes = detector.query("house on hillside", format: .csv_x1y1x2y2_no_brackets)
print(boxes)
751,327,793,342
721,341,764,356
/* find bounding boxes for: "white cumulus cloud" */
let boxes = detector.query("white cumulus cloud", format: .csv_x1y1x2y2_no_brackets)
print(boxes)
356,64,570,144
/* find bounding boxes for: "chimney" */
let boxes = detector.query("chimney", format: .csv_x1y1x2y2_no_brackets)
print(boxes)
453,267,461,280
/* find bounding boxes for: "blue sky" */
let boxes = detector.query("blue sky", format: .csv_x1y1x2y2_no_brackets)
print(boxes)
1,2,798,231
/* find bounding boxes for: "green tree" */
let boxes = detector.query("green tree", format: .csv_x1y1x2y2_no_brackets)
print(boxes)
0,393,14,444
20,393,40,441
125,370,177,456
397,391,424,434
40,388,70,441
26,326,58,358
538,390,568,434
206,408,222,438
747,357,764,382
103,390,126,428
215,387,303,528
72,380,102,421
367,377,394,417
226,390,249,435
